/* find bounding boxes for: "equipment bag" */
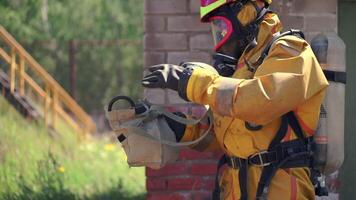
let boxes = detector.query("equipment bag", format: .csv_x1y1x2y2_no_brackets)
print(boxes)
106,95,212,169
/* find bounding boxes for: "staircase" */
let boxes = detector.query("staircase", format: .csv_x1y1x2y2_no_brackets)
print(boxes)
0,25,96,135
0,69,40,120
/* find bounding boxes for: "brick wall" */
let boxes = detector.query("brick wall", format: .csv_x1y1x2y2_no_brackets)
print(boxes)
144,0,337,199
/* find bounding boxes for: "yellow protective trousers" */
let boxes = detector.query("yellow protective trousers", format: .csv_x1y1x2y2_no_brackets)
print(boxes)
180,13,328,200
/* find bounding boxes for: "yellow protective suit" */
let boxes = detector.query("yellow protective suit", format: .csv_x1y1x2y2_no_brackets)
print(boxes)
180,6,329,200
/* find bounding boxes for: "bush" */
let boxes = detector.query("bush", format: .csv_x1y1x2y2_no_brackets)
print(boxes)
0,96,145,200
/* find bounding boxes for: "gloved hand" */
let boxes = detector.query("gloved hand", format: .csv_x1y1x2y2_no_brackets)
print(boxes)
142,64,184,91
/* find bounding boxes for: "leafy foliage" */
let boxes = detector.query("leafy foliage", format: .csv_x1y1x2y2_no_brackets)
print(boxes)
0,0,144,112
0,96,145,200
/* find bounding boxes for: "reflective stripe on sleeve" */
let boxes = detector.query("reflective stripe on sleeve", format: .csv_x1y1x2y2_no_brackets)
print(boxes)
214,78,240,116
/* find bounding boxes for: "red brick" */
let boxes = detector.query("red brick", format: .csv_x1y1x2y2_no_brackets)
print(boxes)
190,0,201,13
167,51,211,65
147,178,168,190
167,15,210,32
145,16,166,32
179,149,215,160
197,178,215,190
213,152,224,160
144,52,166,66
191,163,217,176
305,15,337,32
147,192,191,200
304,32,320,43
167,177,215,190
145,0,188,14
146,163,189,177
145,33,188,50
167,177,196,190
292,0,337,14
190,34,214,51
193,191,212,200
270,1,292,15
279,15,304,31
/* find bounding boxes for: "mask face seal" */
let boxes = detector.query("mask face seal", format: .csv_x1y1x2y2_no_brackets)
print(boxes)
209,2,270,77
212,53,238,77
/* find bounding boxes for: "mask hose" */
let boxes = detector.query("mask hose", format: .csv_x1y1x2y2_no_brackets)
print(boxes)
212,53,238,77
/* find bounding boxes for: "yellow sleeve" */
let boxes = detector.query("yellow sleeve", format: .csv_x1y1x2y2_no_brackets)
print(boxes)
186,36,329,125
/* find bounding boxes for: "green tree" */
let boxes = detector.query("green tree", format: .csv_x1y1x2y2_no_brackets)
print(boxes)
0,0,143,113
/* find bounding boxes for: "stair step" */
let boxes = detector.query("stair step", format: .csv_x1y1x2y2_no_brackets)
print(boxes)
0,70,40,120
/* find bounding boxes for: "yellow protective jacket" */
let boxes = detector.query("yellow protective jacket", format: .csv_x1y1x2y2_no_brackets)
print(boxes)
179,13,328,200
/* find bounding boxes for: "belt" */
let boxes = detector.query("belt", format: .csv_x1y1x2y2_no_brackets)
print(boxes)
212,137,314,200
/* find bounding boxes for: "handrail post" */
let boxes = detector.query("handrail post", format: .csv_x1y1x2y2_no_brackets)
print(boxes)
52,89,58,129
44,84,51,126
19,56,25,96
9,48,16,94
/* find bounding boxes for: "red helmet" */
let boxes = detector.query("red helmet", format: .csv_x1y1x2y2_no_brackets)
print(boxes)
200,0,272,22
201,0,271,50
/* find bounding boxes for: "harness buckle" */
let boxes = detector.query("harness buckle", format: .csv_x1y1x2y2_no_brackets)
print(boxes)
249,151,271,167
229,157,245,169
229,157,238,169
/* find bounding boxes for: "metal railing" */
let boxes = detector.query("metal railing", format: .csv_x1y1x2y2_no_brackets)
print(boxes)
0,25,96,135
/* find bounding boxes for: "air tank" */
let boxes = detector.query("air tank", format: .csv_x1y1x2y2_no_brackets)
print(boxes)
311,32,346,176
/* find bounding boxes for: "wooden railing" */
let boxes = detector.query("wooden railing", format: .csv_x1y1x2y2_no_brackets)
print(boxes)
0,26,96,135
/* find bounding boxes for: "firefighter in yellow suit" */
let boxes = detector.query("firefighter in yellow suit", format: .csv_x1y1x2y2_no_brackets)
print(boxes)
142,0,328,199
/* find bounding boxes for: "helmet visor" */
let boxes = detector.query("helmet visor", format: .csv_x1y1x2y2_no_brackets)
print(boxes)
210,16,233,51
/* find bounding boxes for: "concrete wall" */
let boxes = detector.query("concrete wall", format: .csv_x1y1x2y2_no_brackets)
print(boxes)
144,0,338,199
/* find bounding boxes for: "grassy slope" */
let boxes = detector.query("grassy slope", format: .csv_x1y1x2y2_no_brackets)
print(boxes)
0,96,145,200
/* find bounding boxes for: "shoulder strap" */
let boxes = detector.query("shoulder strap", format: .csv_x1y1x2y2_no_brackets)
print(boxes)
253,29,305,68
323,69,347,84
256,111,307,199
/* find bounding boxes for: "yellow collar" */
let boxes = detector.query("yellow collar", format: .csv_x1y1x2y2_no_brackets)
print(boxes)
239,12,282,65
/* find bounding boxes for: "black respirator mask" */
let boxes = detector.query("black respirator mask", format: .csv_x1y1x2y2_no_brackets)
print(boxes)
210,1,269,77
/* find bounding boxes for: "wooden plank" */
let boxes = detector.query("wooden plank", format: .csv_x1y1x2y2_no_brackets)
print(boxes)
0,47,11,63
23,73,46,98
19,56,25,96
9,48,16,94
52,89,58,130
44,85,51,126
55,105,82,133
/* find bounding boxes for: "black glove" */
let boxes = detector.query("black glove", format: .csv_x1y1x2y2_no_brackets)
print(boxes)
164,112,186,142
142,64,183,91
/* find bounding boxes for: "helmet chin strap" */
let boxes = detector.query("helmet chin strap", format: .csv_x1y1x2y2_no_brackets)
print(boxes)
212,1,270,77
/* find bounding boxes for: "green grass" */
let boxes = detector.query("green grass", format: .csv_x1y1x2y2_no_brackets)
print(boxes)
0,96,146,200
